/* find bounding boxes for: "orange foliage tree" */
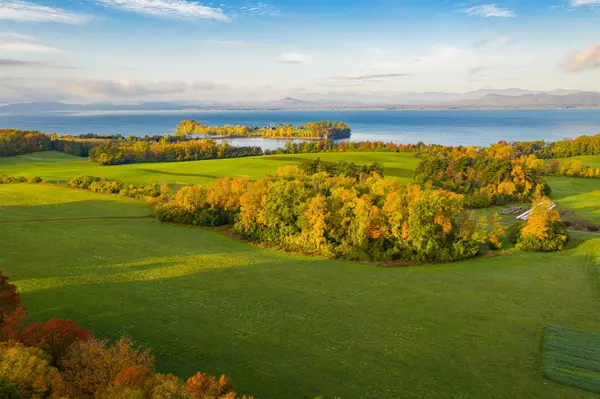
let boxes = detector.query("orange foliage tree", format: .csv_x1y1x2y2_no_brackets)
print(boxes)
516,197,568,252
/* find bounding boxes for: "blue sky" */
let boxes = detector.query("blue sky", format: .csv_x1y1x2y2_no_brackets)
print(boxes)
0,0,599,103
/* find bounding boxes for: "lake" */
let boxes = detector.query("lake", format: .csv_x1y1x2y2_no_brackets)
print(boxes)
1,109,599,150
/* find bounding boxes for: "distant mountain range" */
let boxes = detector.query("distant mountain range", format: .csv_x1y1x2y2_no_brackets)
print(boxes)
1,90,600,113
450,92,600,108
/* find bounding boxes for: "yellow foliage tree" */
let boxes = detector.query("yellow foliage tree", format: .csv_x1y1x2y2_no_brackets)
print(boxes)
516,197,568,252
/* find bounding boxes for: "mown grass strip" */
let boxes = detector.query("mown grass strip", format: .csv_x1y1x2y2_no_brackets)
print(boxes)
541,325,600,393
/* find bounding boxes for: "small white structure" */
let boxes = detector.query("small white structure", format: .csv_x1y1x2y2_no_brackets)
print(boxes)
516,202,556,221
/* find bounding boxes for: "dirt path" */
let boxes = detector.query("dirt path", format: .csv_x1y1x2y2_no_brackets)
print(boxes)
0,215,154,224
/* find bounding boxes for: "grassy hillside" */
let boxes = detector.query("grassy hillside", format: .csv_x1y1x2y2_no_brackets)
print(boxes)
0,151,420,186
1,182,600,398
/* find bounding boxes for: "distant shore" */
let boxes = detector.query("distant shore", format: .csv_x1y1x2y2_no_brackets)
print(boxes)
192,133,351,141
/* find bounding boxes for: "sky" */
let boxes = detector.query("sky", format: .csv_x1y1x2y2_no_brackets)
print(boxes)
0,0,599,103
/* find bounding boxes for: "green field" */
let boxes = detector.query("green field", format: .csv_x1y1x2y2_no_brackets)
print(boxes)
541,325,600,394
1,179,600,398
2,153,600,398
556,155,600,169
0,151,420,186
547,176,600,223
0,184,150,221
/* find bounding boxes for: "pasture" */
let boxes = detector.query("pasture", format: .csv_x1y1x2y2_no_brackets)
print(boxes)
0,151,419,186
0,184,150,221
547,176,600,223
1,179,600,398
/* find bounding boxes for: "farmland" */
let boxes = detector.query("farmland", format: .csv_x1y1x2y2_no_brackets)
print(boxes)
0,151,419,186
1,151,600,398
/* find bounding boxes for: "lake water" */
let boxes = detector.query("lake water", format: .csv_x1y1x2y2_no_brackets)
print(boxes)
1,109,599,150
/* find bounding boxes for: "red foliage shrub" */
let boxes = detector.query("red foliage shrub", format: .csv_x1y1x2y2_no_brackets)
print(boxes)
0,306,27,341
22,317,92,365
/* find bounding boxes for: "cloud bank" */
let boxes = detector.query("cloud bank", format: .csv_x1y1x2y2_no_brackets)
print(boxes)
563,44,600,72
59,79,222,99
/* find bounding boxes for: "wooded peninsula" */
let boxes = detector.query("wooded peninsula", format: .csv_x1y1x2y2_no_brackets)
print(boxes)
175,120,352,139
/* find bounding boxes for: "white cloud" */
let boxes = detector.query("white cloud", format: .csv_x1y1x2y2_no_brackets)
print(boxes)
0,31,34,40
332,73,410,81
98,0,230,21
570,0,600,5
460,4,516,17
199,40,261,47
279,52,310,64
0,1,92,24
0,42,61,53
563,44,600,72
239,3,280,16
59,79,221,99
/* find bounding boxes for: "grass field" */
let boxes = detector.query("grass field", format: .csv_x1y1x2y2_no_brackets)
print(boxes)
1,182,600,398
0,151,420,186
556,155,600,169
0,184,150,221
541,325,600,394
2,153,600,398
547,176,600,223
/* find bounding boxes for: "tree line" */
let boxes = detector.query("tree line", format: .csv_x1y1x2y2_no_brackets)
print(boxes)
417,134,600,160
414,143,551,208
0,129,101,158
510,133,600,159
88,139,263,165
176,120,352,139
154,163,505,263
545,158,600,179
264,140,419,154
0,269,255,399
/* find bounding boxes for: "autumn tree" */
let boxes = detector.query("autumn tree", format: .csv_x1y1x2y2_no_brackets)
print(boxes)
22,317,92,366
516,197,568,252
0,342,67,398
186,372,233,399
59,336,155,397
488,212,506,249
